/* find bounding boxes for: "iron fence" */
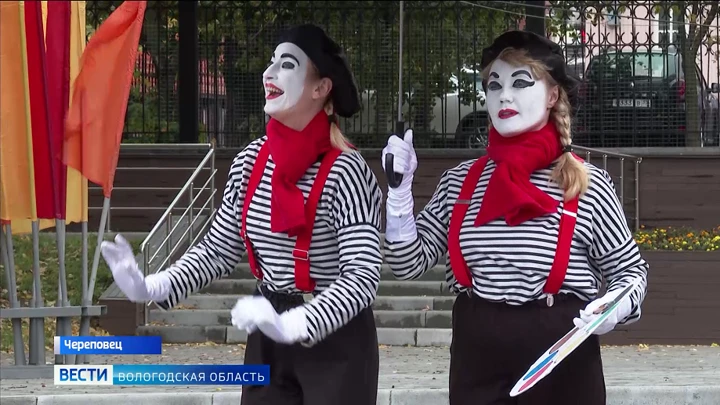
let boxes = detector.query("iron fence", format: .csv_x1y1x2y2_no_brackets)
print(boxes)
86,0,720,149
546,0,720,148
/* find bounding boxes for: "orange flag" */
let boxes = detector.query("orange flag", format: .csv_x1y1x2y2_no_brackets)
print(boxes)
0,1,36,229
64,0,147,198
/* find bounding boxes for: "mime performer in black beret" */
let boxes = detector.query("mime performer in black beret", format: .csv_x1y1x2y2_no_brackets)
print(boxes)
101,24,383,405
381,30,649,404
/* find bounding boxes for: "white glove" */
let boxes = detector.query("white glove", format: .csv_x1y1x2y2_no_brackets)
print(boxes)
231,296,309,344
572,286,634,335
230,296,258,335
100,234,170,303
382,129,419,242
381,128,417,213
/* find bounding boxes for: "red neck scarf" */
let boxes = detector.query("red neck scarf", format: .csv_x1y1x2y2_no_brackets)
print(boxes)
266,111,333,236
475,121,563,227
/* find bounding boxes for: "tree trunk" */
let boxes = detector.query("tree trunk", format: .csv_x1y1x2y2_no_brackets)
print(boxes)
682,42,702,147
682,2,719,147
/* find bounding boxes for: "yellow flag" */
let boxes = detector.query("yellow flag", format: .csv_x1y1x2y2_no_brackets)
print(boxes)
2,1,88,234
65,0,89,224
0,1,37,233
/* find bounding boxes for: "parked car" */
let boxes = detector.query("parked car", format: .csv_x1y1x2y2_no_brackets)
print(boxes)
573,48,719,147
348,67,489,148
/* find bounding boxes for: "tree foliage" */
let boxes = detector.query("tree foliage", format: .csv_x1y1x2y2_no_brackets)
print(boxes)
86,0,524,147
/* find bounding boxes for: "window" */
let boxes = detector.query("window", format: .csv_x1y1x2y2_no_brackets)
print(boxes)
563,7,585,57
658,6,683,44
606,3,620,26
588,53,678,80
606,11,619,26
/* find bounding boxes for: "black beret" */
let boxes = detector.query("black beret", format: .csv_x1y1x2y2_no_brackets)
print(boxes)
480,30,582,111
277,24,361,118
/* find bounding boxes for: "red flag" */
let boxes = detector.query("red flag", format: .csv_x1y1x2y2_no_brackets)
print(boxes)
64,1,147,198
45,1,72,218
24,0,55,219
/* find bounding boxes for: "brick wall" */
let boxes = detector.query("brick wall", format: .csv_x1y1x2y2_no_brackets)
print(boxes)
602,251,720,345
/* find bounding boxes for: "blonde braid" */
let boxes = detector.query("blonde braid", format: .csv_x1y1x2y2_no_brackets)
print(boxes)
324,102,352,152
550,88,589,201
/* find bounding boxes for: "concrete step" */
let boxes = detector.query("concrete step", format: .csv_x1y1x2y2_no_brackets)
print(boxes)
149,309,453,329
136,325,452,346
229,263,447,281
201,279,453,296
177,294,456,311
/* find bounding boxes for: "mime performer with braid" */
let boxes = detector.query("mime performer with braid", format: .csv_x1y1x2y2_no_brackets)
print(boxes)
381,30,649,404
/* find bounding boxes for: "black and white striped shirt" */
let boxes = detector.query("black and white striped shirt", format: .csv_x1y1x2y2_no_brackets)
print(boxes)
384,158,649,324
156,136,384,344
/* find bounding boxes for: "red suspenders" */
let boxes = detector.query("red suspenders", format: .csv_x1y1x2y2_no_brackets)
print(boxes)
448,156,490,288
447,155,583,305
240,141,343,292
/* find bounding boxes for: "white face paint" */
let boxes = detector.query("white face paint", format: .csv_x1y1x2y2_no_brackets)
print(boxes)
262,42,309,116
486,59,551,137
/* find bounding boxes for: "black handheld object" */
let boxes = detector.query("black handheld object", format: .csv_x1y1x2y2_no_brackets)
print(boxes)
385,121,405,189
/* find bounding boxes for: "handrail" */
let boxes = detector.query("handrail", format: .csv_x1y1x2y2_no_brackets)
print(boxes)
119,143,214,150
570,145,643,231
145,172,216,267
140,148,216,254
137,144,217,325
570,145,642,160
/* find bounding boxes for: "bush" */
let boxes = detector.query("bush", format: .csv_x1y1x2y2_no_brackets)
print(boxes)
634,226,720,252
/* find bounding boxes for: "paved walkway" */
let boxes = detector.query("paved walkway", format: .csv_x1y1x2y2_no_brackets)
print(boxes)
1,344,719,397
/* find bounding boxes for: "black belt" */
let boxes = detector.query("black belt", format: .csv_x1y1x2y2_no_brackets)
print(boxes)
464,290,582,308
255,283,317,313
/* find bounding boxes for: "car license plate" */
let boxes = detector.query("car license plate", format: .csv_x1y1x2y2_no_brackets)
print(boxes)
613,99,650,108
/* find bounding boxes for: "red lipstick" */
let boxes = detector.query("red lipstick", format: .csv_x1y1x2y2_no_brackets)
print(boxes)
265,83,284,100
498,109,518,119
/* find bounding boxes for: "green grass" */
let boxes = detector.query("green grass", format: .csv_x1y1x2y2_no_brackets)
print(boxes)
1,233,142,352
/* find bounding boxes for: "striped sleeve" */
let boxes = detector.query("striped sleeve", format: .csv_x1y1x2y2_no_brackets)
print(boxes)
384,169,451,280
155,150,248,310
588,167,649,324
300,152,383,345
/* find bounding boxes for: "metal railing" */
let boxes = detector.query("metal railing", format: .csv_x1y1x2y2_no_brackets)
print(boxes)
570,145,642,231
138,145,218,324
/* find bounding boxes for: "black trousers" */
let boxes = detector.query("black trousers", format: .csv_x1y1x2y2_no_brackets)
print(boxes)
241,285,379,405
449,292,606,405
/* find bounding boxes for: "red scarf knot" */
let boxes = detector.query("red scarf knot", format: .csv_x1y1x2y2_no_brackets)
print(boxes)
474,121,564,227
266,111,333,237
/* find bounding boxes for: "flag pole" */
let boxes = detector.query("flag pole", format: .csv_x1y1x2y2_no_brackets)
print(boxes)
55,220,72,364
78,196,110,364
87,197,110,312
1,223,27,365
29,220,46,365
76,219,89,364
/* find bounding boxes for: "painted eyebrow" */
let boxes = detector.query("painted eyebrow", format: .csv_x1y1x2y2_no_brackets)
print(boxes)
280,53,300,64
512,70,532,78
489,72,499,79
